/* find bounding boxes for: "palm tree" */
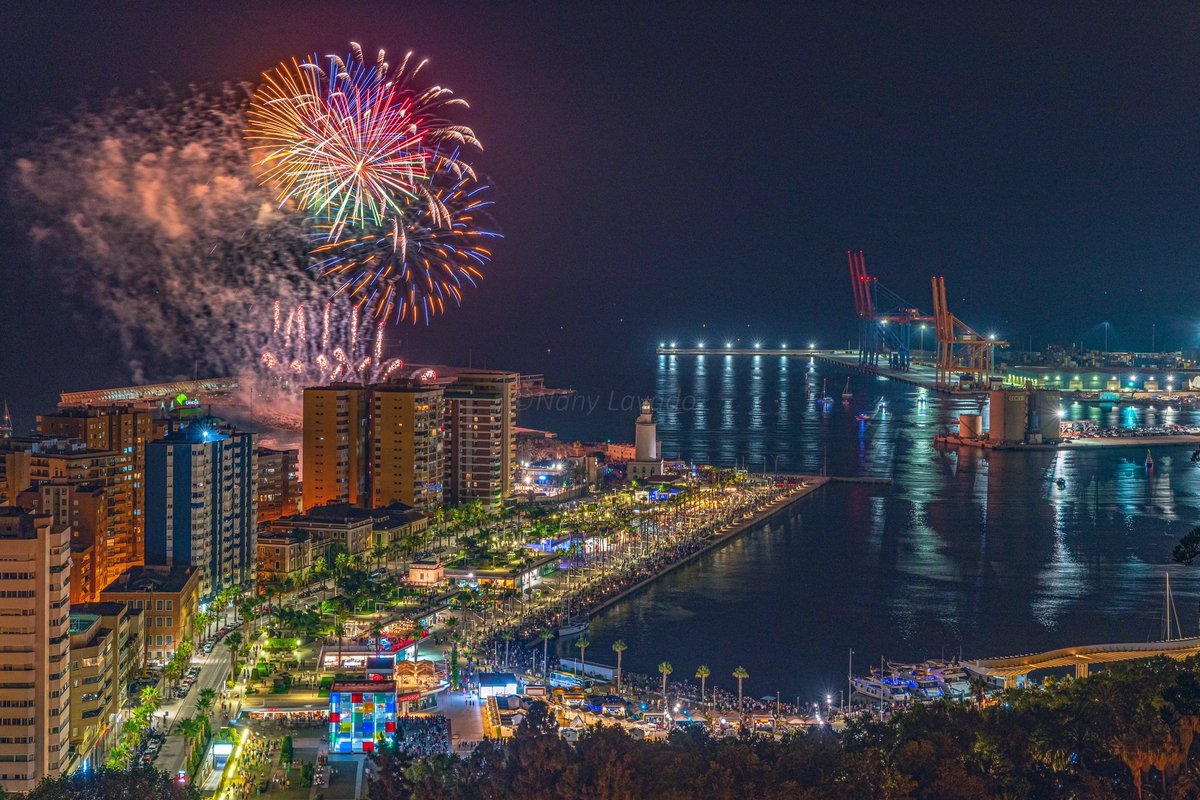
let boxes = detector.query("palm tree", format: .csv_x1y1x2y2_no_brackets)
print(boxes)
695,664,711,702
334,614,347,670
370,618,384,657
139,685,160,710
176,716,205,757
658,661,673,700
612,640,628,692
501,631,515,670
238,597,257,636
733,666,749,712
224,631,244,678
574,636,590,678
197,688,216,722
539,630,555,677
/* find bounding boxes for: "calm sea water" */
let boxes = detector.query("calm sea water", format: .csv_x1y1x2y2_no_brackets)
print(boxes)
540,354,1200,703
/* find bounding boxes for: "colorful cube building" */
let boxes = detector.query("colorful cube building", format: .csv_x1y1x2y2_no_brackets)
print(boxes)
329,679,398,753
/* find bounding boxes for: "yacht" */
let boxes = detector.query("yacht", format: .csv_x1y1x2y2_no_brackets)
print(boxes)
558,619,589,637
851,674,911,704
841,377,853,401
888,663,945,702
926,661,971,699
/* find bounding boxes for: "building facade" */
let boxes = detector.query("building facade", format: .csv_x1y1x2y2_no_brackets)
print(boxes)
145,421,258,597
67,602,142,769
265,504,374,558
302,387,369,509
442,369,518,507
3,437,133,596
256,447,300,522
99,565,199,666
369,380,445,511
0,508,72,793
38,405,163,568
256,530,319,583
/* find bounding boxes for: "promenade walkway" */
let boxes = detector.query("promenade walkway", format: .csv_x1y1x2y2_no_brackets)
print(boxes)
966,636,1200,687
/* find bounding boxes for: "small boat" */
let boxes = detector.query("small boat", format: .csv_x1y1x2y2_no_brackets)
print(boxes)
1145,450,1154,470
841,377,852,401
856,412,871,421
558,619,589,637
1055,478,1066,490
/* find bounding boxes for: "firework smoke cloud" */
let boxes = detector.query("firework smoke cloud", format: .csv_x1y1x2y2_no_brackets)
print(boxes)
9,83,356,382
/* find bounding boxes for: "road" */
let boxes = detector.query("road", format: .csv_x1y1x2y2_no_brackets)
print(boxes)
153,636,233,779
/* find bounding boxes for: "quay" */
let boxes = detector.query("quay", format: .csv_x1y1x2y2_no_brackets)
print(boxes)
654,345,968,396
936,433,1200,450
583,474,883,619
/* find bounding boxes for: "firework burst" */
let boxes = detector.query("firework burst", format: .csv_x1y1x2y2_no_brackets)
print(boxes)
245,43,479,240
246,43,496,324
310,164,498,324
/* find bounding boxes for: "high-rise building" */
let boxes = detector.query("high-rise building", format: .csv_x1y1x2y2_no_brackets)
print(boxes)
369,379,446,511
19,481,109,603
38,406,164,566
303,376,446,512
145,420,257,597
441,368,518,507
0,508,71,793
3,437,132,599
256,447,300,522
303,386,369,509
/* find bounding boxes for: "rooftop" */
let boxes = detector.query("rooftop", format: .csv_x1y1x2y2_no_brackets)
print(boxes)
100,564,197,595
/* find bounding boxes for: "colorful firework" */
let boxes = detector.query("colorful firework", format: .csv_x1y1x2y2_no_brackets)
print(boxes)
310,163,498,324
245,42,479,240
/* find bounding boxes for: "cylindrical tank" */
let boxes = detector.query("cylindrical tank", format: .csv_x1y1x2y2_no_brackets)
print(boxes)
959,414,983,438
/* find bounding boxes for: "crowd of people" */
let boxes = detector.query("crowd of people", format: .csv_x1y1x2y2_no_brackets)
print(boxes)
228,733,279,799
458,480,799,714
395,716,452,756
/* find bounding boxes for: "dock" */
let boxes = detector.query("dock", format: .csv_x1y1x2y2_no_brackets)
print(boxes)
654,346,978,396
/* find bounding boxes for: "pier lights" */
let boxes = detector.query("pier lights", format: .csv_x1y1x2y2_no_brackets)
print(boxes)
754,342,762,349
809,342,816,349
697,342,705,349
659,342,665,348
781,342,787,348
725,341,733,348
670,342,677,348
988,333,996,341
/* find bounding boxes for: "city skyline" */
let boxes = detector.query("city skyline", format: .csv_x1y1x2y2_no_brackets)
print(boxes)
5,4,1200,428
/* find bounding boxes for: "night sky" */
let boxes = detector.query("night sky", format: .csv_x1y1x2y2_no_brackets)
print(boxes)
3,2,1200,429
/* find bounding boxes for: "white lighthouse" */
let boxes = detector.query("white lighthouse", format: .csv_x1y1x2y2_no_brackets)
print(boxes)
627,399,663,481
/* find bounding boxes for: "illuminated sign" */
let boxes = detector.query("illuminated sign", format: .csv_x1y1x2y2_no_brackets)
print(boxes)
174,393,202,409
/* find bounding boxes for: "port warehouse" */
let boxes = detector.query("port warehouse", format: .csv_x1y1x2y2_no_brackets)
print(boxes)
996,365,1200,392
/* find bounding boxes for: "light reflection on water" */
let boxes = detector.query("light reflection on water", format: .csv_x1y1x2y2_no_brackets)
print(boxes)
577,355,1200,702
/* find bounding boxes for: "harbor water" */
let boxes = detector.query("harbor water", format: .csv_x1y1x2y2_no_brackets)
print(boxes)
540,353,1200,702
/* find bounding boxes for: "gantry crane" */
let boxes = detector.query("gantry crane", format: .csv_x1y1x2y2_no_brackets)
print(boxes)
930,276,1007,389
847,251,932,370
